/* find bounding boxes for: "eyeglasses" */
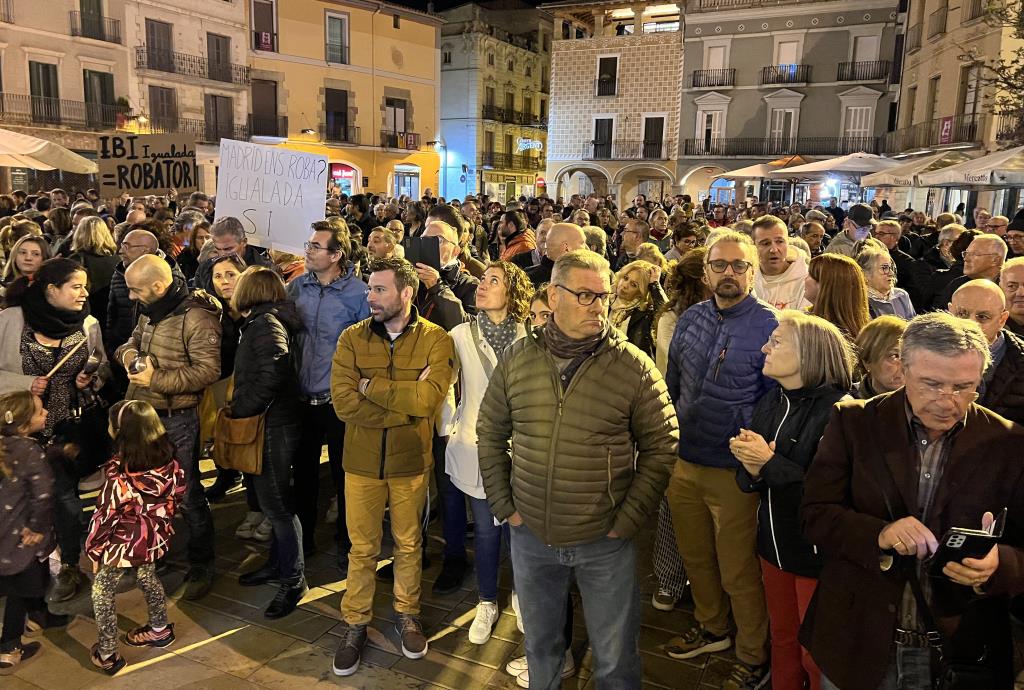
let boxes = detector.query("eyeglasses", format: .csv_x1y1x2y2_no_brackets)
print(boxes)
304,241,334,254
707,259,753,274
913,380,979,402
877,263,897,275
963,251,1000,259
679,238,698,247
555,283,611,306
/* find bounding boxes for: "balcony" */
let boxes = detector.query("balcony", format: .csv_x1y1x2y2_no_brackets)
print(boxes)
906,24,922,52
135,46,250,86
326,42,349,65
582,140,676,160
380,130,420,149
248,114,287,138
594,79,617,97
760,64,809,85
252,30,277,52
837,60,890,82
148,117,248,143
691,68,735,88
696,0,801,8
996,112,1024,142
540,80,550,93
681,136,880,157
70,11,121,43
0,0,11,23
964,0,985,21
928,5,948,37
479,152,544,171
321,123,360,145
879,113,986,154
0,92,129,130
481,104,547,128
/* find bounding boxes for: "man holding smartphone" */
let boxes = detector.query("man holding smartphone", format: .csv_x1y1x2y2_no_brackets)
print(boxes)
801,312,1024,690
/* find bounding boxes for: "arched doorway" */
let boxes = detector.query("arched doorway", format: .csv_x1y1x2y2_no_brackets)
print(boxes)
551,164,611,202
613,163,676,209
330,161,362,195
678,164,728,202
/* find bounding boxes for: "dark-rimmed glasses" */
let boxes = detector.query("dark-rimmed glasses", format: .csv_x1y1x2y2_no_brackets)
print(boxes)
555,284,611,306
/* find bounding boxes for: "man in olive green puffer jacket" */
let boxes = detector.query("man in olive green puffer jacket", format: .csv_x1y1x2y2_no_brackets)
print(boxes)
477,249,678,690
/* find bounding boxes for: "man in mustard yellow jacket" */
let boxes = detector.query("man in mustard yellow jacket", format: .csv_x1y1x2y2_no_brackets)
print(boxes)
329,256,453,679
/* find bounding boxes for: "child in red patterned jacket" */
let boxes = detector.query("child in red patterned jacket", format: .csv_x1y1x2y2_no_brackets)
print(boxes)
85,400,184,675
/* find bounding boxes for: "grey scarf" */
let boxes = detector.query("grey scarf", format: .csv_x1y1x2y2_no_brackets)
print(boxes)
477,311,517,354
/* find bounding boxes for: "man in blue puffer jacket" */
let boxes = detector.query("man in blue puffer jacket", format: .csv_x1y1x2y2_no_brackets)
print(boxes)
664,230,778,690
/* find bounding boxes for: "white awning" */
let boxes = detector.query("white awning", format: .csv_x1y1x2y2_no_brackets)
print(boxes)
860,151,974,188
767,152,901,180
716,155,814,180
916,145,1024,188
0,127,98,173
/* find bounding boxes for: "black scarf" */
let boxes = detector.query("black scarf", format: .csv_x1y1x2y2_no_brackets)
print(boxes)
21,280,89,339
543,315,608,360
139,277,190,324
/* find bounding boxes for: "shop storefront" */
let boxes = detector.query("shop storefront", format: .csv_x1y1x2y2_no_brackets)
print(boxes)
481,172,537,203
394,164,420,199
330,163,359,195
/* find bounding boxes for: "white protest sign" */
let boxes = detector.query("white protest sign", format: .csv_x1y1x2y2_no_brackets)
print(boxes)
214,139,328,254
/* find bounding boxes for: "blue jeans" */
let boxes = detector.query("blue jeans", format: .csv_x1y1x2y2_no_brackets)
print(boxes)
823,646,931,690
510,522,641,690
161,409,215,565
433,435,466,560
250,422,304,582
469,497,509,602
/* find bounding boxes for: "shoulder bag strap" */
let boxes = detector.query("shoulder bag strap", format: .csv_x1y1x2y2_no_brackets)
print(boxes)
469,320,495,380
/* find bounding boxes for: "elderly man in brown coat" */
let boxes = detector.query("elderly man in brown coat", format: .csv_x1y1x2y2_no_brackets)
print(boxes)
801,312,1024,690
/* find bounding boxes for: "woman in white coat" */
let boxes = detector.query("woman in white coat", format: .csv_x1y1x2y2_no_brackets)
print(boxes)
445,261,532,645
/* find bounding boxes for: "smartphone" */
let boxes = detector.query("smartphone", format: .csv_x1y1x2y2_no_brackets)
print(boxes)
928,507,1006,577
402,236,442,272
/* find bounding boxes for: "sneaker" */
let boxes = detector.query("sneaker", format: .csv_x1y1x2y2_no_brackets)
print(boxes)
467,601,499,645
505,654,529,676
89,644,126,676
651,588,679,611
513,650,575,688
253,516,273,543
239,562,280,587
264,579,308,619
235,511,264,540
665,625,732,660
24,610,69,637
125,623,175,648
325,496,339,523
721,661,771,690
180,565,214,601
432,556,470,595
0,641,42,674
395,614,428,659
511,591,524,633
332,623,367,677
48,564,83,603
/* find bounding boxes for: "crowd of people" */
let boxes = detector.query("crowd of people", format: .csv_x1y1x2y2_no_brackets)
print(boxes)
0,183,1021,690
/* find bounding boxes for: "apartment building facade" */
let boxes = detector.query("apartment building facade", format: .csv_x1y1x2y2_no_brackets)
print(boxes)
247,0,442,199
677,0,901,204
0,0,131,191
439,1,552,202
543,1,682,204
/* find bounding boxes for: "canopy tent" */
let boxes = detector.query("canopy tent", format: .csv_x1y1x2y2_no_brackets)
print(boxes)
916,145,1024,188
0,127,97,174
716,155,815,180
860,151,975,188
767,151,901,181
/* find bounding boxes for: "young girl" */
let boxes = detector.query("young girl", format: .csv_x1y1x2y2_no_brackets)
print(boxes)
86,400,184,675
0,391,51,673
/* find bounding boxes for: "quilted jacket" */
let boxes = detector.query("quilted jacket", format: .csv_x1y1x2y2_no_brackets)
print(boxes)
666,294,778,469
477,327,678,546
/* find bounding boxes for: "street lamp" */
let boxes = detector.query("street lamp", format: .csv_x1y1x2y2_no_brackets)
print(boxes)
427,137,447,198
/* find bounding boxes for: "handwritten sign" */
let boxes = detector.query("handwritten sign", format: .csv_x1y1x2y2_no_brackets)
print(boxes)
214,139,328,254
97,134,197,195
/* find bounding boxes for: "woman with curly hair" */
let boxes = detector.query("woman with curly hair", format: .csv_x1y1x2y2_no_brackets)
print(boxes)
804,253,871,340
444,260,532,647
655,246,709,375
610,259,666,359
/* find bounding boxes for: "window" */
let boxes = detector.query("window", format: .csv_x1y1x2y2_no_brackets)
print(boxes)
145,19,174,71
924,75,940,122
596,55,618,96
957,64,981,117
327,14,349,64
504,133,514,154
207,34,231,82
523,96,533,117
508,58,515,72
485,86,495,107
205,94,233,141
525,64,532,77
642,116,665,158
706,45,727,71
701,111,723,147
593,117,613,157
442,51,452,64
769,108,797,142
504,91,514,112
148,85,177,130
325,88,350,141
842,106,873,138
777,41,799,65
250,79,279,136
539,99,547,119
543,35,550,51
385,97,407,133
694,91,732,152
83,69,115,127
484,130,495,153
852,34,880,62
904,86,917,127
393,14,400,29
252,0,276,51
29,61,59,123
487,52,494,67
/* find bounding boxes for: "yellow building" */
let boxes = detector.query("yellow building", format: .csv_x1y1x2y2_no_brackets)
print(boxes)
247,0,442,199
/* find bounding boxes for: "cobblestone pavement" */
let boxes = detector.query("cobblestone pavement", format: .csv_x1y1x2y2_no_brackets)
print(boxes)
8,459,739,689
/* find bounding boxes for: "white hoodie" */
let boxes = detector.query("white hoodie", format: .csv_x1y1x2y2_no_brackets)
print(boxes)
755,254,811,311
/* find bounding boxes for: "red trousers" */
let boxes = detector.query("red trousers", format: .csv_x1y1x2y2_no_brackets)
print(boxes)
759,557,821,690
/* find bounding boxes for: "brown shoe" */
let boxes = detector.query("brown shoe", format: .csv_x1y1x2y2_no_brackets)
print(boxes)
395,614,427,659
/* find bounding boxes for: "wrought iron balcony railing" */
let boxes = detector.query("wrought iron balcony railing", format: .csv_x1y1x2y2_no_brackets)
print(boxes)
0,92,129,130
248,114,287,138
681,136,880,157
321,123,360,145
760,64,810,85
380,130,421,149
582,139,676,160
70,11,121,43
691,69,735,88
135,46,250,85
837,60,890,81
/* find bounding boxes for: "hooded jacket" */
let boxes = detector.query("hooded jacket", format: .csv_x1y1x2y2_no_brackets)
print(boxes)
667,294,778,469
230,300,304,427
0,436,54,576
115,289,222,411
499,229,537,268
736,384,849,578
85,456,185,567
287,265,370,398
754,257,811,311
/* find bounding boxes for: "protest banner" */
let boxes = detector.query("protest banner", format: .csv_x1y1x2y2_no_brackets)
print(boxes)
214,139,328,254
97,134,197,195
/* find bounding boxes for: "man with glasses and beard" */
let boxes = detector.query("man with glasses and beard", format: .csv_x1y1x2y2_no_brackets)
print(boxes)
664,231,777,689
